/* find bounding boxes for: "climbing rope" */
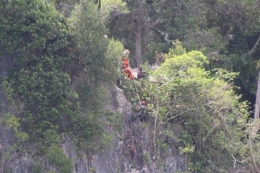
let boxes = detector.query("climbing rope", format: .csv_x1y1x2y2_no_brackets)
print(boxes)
132,80,141,106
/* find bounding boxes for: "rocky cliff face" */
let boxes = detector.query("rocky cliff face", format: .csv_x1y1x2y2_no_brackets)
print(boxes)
97,86,186,173
0,55,186,173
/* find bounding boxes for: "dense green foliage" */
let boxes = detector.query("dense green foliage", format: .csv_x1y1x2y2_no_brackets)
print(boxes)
0,0,122,153
0,0,72,143
118,42,259,172
46,145,73,173
1,0,260,172
110,0,260,107
152,46,248,172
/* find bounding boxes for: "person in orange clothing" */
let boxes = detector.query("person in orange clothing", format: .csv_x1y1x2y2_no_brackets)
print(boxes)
124,67,134,79
121,49,134,80
122,57,130,69
129,141,135,160
131,100,148,122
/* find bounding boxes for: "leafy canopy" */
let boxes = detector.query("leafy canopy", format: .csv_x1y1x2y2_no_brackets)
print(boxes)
151,44,249,172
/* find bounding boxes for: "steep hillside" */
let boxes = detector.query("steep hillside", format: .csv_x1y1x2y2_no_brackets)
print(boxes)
0,67,186,172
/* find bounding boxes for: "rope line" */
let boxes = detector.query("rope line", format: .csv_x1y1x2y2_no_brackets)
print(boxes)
133,80,141,106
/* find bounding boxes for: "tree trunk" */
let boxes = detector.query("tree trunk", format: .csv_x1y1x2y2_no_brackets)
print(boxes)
134,0,144,66
254,71,260,119
135,27,142,66
153,85,159,159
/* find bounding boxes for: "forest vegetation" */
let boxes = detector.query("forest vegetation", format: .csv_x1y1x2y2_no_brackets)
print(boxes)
1,0,260,172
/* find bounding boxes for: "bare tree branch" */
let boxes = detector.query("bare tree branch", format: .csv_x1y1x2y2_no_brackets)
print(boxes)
249,34,260,55
108,11,128,20
255,0,260,8
153,28,174,43
202,121,220,142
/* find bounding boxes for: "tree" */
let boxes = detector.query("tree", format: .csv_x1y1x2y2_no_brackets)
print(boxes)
108,0,260,108
109,0,154,66
0,0,124,158
149,44,250,172
0,0,72,143
66,0,123,153
69,0,114,84
200,0,260,111
254,71,260,119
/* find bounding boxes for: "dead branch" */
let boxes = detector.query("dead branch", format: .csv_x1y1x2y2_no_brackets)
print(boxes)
249,34,260,55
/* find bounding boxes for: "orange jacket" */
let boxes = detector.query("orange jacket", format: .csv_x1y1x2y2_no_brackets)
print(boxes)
124,67,134,79
121,57,134,79
122,59,129,68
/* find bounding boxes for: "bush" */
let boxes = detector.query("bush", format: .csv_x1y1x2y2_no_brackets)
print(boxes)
32,163,43,173
46,145,73,173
